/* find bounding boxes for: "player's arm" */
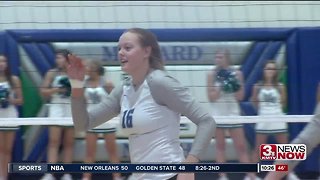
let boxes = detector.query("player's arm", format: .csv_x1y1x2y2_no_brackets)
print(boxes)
250,83,259,110
234,70,244,101
279,83,287,110
71,85,122,133
207,70,220,102
68,54,122,133
265,114,320,180
9,75,23,105
40,69,62,98
149,71,216,162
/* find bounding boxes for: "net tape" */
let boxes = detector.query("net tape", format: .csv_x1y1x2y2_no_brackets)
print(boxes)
0,115,313,127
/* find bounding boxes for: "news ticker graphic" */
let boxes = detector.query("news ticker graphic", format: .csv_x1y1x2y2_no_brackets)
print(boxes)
260,144,307,160
9,163,260,174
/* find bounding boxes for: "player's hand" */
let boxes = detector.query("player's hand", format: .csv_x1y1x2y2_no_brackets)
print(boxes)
66,54,85,81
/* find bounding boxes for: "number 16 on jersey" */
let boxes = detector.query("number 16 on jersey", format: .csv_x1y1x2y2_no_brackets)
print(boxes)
122,109,134,128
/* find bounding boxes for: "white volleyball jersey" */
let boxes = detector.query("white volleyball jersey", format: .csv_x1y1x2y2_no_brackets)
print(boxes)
71,69,216,180
120,79,184,180
0,81,17,118
258,87,282,115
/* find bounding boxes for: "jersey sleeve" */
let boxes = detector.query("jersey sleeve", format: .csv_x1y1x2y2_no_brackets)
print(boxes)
147,70,216,159
71,85,122,133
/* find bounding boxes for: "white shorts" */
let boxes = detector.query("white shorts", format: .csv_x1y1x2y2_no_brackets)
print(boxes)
255,112,288,134
211,101,242,128
48,103,72,127
0,105,19,130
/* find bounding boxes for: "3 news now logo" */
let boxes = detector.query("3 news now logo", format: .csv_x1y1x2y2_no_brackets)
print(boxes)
260,144,307,160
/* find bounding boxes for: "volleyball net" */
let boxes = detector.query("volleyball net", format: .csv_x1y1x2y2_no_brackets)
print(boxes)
0,115,313,126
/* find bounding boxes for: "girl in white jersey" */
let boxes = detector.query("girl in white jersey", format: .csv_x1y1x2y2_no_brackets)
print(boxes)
40,49,74,180
82,60,123,180
67,28,216,180
250,60,299,180
207,49,256,180
0,55,23,180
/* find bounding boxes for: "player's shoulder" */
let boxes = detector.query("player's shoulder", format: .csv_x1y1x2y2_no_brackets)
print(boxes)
10,75,20,81
147,69,179,90
277,82,286,91
48,68,58,73
46,68,58,76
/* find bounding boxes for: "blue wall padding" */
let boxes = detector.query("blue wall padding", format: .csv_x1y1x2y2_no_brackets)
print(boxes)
7,28,293,42
298,29,320,114
292,28,320,173
38,43,56,67
241,42,268,80
0,32,5,53
5,34,20,75
21,43,52,76
12,128,24,162
286,32,301,115
26,128,48,162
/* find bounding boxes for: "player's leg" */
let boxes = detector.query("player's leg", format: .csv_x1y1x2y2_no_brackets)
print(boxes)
82,132,98,180
215,128,228,179
62,127,74,163
104,132,123,180
40,126,62,180
252,134,268,163
61,127,74,180
0,131,5,179
274,133,288,144
48,126,63,163
2,131,15,180
229,127,258,180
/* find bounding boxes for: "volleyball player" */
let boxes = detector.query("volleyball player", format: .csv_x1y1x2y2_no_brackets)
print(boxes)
82,60,123,180
250,60,299,180
207,49,256,180
40,49,74,180
0,55,23,180
67,28,216,180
